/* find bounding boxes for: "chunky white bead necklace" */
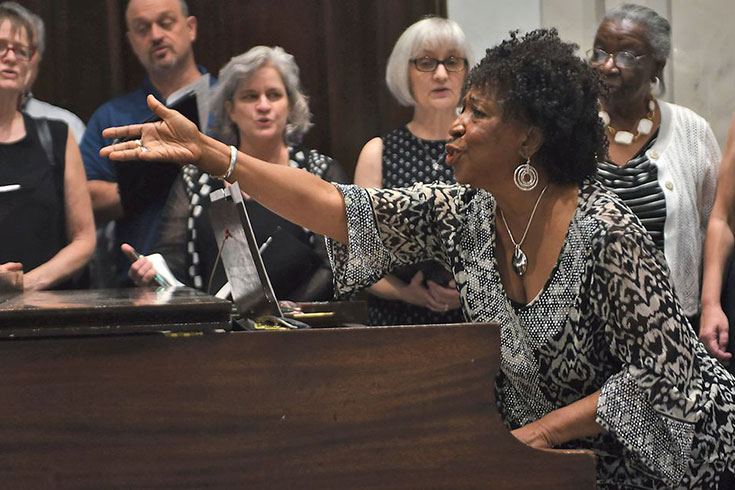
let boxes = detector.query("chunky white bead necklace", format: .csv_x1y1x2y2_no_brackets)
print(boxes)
598,98,656,146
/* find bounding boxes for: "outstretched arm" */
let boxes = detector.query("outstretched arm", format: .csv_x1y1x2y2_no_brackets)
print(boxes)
700,113,735,364
101,95,348,244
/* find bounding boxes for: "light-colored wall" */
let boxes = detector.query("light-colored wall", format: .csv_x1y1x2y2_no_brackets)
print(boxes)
448,0,732,148
447,0,541,66
669,1,733,147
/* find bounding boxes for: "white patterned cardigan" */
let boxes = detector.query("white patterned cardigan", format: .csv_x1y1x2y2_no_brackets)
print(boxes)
327,179,735,489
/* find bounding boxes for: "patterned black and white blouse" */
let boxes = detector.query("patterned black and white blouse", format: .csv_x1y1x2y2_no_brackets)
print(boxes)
327,179,735,489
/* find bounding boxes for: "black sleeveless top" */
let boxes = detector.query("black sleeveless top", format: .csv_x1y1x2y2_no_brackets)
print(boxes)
0,113,68,272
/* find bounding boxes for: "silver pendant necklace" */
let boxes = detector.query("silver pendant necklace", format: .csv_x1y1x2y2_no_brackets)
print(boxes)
414,134,445,173
499,185,549,276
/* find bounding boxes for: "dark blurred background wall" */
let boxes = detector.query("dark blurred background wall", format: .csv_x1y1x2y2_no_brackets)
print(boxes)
14,0,446,177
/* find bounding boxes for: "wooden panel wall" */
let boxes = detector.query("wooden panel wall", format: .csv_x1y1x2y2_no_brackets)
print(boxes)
15,0,446,177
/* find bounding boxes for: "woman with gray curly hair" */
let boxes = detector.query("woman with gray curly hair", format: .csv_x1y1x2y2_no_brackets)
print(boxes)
589,4,721,328
124,46,347,301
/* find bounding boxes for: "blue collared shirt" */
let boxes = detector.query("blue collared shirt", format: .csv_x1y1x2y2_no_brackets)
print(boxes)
80,66,214,284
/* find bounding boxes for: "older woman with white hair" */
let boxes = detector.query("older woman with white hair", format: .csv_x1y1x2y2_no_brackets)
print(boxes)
353,16,473,326
589,4,721,328
124,45,347,300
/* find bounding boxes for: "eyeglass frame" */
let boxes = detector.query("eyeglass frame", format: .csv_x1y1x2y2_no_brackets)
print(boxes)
409,56,468,73
0,39,35,62
586,48,648,69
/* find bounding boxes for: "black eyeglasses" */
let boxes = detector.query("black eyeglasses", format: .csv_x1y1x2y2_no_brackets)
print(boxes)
410,56,468,73
0,39,35,62
587,48,647,69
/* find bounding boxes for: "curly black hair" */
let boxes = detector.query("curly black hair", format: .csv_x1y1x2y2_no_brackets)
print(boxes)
467,29,606,185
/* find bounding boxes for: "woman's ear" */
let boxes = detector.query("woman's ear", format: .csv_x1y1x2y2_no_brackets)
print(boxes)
520,126,544,158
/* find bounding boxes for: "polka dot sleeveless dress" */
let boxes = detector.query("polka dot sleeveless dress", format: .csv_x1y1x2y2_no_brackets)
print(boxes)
368,126,466,326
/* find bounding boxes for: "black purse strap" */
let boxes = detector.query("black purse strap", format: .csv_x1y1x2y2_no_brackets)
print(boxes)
35,117,55,168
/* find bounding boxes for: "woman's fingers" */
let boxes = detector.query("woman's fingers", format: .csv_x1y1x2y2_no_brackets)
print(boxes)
120,243,138,262
128,258,154,286
101,123,145,141
147,94,173,119
100,140,148,160
426,280,461,309
0,262,23,272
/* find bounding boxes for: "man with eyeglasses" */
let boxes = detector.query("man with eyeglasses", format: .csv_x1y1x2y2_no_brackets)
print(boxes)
0,2,86,143
80,0,214,287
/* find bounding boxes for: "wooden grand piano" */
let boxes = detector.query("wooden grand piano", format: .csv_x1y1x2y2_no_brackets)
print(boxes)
0,290,596,489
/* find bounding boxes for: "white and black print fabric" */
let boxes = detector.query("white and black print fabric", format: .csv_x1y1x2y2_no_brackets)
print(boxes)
181,145,344,295
326,179,735,489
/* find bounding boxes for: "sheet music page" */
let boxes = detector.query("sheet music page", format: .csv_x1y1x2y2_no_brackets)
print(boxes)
166,73,211,132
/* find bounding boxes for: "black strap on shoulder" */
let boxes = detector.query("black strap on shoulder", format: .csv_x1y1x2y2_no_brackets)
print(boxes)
35,117,55,167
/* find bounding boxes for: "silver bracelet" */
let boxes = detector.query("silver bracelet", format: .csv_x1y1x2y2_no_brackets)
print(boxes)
210,145,238,180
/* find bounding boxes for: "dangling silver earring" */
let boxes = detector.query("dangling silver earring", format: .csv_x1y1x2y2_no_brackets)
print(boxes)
514,157,538,191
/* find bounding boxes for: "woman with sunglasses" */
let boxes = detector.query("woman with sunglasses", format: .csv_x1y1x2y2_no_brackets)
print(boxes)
353,17,473,326
588,3,720,328
0,6,94,290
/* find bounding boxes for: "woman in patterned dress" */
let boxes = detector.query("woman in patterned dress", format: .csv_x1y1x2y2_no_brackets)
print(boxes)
101,29,735,489
123,46,346,300
353,17,472,325
588,4,720,329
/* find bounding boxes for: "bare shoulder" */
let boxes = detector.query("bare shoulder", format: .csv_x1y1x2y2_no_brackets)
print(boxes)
354,137,383,187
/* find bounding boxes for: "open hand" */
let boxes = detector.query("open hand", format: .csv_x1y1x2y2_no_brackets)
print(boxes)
100,94,203,166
